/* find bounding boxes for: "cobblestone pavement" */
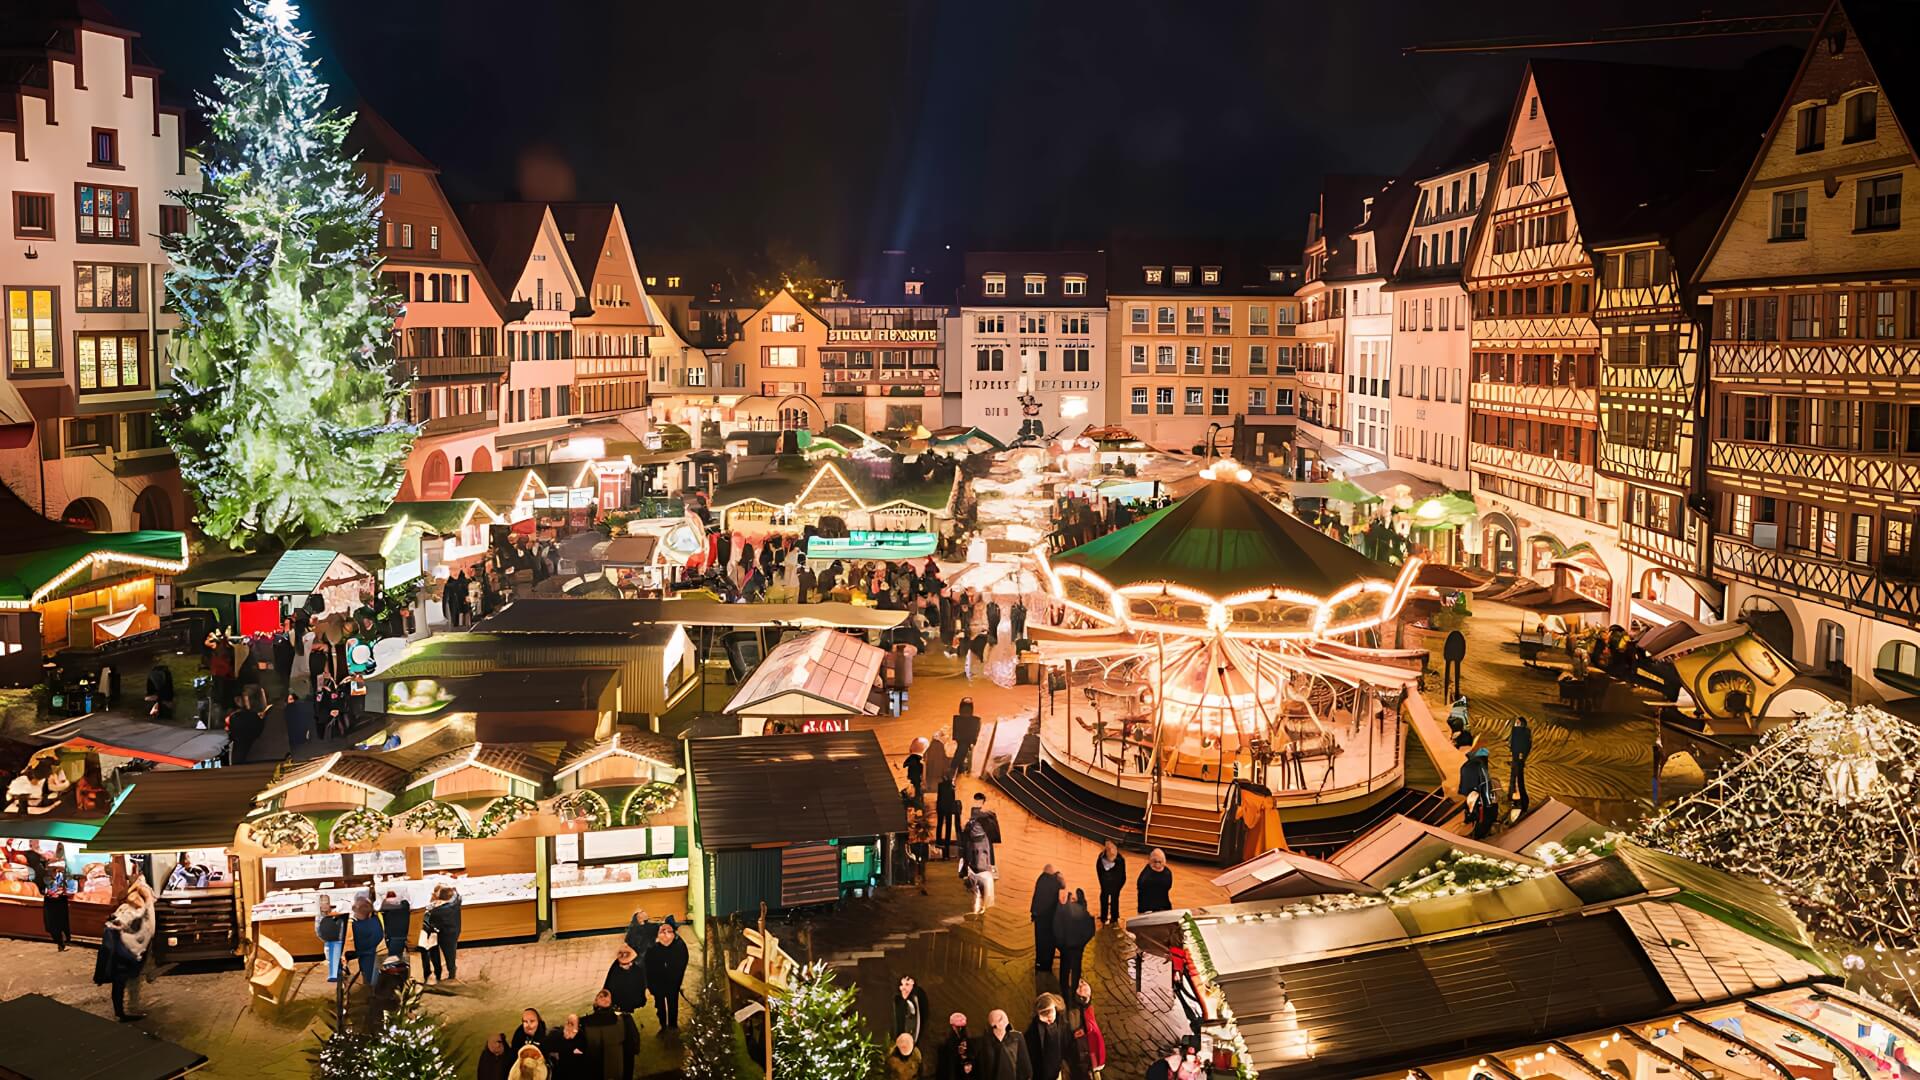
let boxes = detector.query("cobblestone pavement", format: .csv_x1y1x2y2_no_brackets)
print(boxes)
0,598,1684,1075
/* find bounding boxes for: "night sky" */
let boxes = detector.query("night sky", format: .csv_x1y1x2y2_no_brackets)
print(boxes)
115,0,1818,277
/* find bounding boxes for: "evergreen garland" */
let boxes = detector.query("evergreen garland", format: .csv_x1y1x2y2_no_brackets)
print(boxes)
329,806,390,847
681,921,742,1080
160,0,413,547
248,810,320,852
772,961,882,1080
623,781,681,825
396,800,470,839
473,795,537,838
550,789,612,830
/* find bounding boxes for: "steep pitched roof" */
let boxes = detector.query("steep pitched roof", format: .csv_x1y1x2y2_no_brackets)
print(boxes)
547,203,620,293
1844,0,1920,141
345,100,436,172
1531,56,1794,283
1340,178,1416,283
1307,174,1393,279
455,203,585,314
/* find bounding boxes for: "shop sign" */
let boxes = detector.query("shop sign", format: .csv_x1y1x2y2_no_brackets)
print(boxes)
826,328,939,343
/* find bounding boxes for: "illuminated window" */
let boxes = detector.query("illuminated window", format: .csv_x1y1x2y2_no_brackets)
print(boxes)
1143,266,1163,284
76,183,135,242
763,346,800,367
1024,275,1046,296
1060,395,1088,419
983,274,1006,296
1063,276,1086,296
1172,267,1193,286
667,276,681,288
76,331,144,392
76,264,139,312
5,287,57,373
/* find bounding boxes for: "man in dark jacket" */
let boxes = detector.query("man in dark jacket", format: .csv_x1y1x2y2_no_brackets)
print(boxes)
581,990,630,1077
1023,996,1068,1080
1507,717,1533,815
980,1009,1032,1080
378,890,411,961
1028,866,1065,973
1094,842,1127,925
644,920,689,1030
936,1013,979,1080
1010,601,1027,642
1460,746,1496,838
951,700,981,776
1051,889,1096,991
985,601,1001,644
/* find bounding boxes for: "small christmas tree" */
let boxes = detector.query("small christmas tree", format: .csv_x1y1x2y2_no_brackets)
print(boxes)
311,982,458,1080
162,0,412,548
681,922,742,1080
772,961,882,1080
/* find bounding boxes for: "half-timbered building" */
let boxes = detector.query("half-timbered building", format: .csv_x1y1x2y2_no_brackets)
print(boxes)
1294,175,1389,479
1694,0,1920,701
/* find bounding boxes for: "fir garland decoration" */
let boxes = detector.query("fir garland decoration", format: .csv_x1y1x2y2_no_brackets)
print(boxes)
249,811,320,853
550,789,612,830
473,795,537,839
330,807,390,848
623,781,682,825
397,801,470,840
1382,849,1543,902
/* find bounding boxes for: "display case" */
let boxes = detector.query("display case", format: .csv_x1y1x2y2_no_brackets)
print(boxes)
549,825,688,933
0,840,121,944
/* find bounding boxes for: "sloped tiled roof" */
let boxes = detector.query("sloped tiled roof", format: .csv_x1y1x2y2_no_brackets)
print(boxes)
455,203,555,308
555,730,683,778
547,203,619,294
345,100,436,171
409,743,556,789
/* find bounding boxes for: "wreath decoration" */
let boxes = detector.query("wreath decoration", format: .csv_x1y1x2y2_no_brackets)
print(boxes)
622,781,681,826
248,811,320,853
550,789,612,830
474,795,538,839
397,800,471,839
330,807,391,847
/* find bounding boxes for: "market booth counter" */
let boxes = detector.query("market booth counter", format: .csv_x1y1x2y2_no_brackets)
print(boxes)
0,738,126,943
548,730,690,933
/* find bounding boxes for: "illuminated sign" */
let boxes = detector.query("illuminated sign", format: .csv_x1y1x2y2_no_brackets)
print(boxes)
826,328,940,343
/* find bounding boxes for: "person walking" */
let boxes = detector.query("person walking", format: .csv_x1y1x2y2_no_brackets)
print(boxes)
315,893,347,982
1064,980,1105,1080
1029,866,1066,973
903,741,926,800
94,882,156,1022
937,1014,978,1080
905,793,934,895
1460,746,1496,839
981,1009,1032,1080
889,1033,925,1080
349,894,384,993
922,733,950,793
477,1032,514,1080
1093,842,1126,926
425,883,463,981
225,684,267,765
1023,994,1069,1080
1136,849,1173,914
1010,600,1027,643
1507,716,1533,817
580,990,630,1079
893,974,931,1047
644,919,689,1031
548,1014,590,1080
952,700,981,775
935,766,962,859
511,1008,550,1058
960,815,997,914
38,849,72,950
603,944,649,1014
376,888,411,963
1051,889,1095,993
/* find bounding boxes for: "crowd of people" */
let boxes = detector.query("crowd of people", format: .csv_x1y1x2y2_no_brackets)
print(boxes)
882,983,1107,1080
313,881,465,995
1047,491,1167,553
471,912,688,1080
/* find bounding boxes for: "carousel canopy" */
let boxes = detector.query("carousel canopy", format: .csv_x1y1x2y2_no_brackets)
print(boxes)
1053,478,1395,595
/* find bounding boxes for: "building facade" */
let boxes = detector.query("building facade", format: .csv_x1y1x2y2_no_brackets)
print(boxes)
350,109,510,503
1463,66,1621,609
0,9,198,531
1338,185,1414,473
722,288,827,432
1387,155,1490,495
1695,0,1920,699
957,253,1106,443
1106,248,1300,458
1294,177,1386,478
552,203,654,429
817,300,945,432
459,203,587,469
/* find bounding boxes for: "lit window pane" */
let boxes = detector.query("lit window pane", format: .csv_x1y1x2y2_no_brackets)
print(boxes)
78,338,97,389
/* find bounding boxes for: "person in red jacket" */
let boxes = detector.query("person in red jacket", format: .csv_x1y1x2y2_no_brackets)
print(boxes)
1065,978,1105,1080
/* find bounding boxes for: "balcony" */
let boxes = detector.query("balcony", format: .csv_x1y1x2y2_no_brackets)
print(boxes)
398,354,509,380
1469,442,1594,493
421,409,499,436
575,354,648,379
1715,538,1920,629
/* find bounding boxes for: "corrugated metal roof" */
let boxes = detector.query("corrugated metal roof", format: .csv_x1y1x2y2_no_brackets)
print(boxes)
688,731,905,849
86,763,282,854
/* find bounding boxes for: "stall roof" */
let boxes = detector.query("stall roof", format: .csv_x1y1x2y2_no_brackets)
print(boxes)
601,536,658,567
444,668,618,715
531,460,597,490
31,713,229,767
257,549,367,596
452,467,547,508
555,730,683,778
0,993,206,1079
0,485,188,604
473,598,909,633
688,731,906,848
409,742,557,788
85,763,280,854
724,629,885,718
369,498,505,535
255,751,411,803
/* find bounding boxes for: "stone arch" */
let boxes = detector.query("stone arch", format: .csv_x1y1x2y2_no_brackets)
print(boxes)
470,446,493,473
421,450,453,499
131,486,174,531
60,497,110,531
1737,592,1802,663
1480,510,1521,575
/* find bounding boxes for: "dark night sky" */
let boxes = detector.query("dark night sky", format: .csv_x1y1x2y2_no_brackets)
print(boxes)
114,0,1819,277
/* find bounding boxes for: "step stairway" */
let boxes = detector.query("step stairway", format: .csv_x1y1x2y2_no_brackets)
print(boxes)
1283,785,1462,858
988,760,1145,849
1144,801,1227,862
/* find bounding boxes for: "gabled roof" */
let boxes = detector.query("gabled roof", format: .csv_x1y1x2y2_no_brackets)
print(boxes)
547,203,619,294
723,629,887,718
85,763,282,854
345,99,436,172
1527,55,1794,286
455,203,587,317
371,498,505,536
452,467,548,508
255,751,410,804
1338,177,1416,284
555,730,683,779
530,459,597,491
1052,478,1395,596
687,731,906,848
409,743,556,790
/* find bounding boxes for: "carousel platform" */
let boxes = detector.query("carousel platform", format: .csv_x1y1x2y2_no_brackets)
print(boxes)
988,760,1146,851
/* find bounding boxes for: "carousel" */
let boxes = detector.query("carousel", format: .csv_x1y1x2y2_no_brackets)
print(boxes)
1030,461,1431,859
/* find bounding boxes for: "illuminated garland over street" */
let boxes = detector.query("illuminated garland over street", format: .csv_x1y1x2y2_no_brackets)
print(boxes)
1639,702,1920,1006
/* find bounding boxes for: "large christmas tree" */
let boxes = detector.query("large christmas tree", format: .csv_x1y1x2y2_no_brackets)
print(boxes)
772,961,882,1080
161,0,412,548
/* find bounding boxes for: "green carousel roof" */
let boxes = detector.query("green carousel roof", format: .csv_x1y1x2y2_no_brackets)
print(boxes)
1053,478,1396,596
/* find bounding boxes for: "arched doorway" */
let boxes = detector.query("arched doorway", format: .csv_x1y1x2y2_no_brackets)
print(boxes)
1481,513,1519,575
60,497,110,531
421,450,453,499
132,486,174,531
1814,619,1847,676
1738,595,1795,659
453,456,465,474
779,406,811,432
471,446,493,473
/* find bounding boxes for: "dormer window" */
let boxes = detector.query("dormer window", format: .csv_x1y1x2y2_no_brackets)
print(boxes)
1062,276,1086,297
667,276,681,288
1172,267,1192,286
1845,90,1879,144
1144,266,1164,285
984,274,1007,296
1201,267,1221,285
905,281,923,296
1024,274,1046,296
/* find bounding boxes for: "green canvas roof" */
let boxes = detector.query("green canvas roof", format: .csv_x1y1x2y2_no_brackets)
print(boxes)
371,499,498,535
1053,479,1396,595
0,485,186,602
257,549,347,595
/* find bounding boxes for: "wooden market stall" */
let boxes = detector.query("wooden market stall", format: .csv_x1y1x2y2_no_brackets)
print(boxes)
685,731,905,926
548,730,689,933
0,740,122,942
722,628,885,735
